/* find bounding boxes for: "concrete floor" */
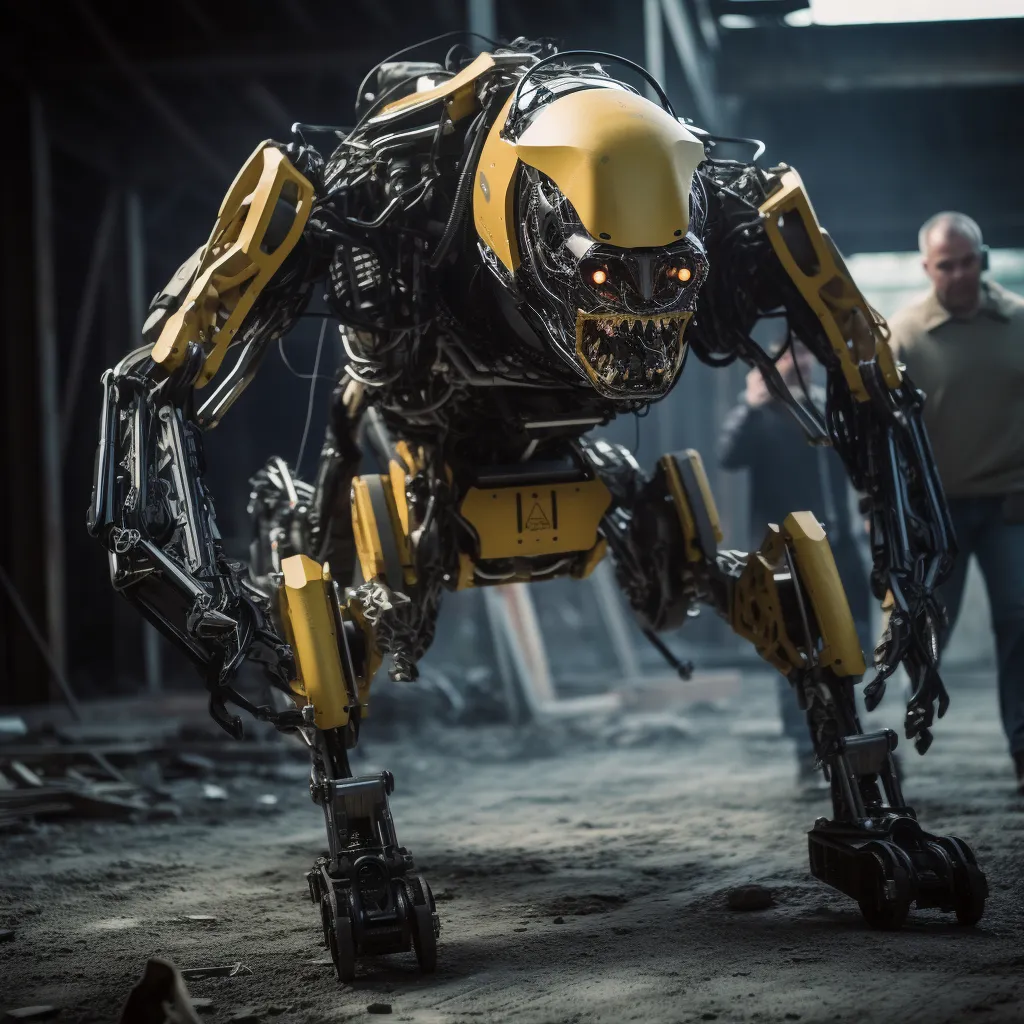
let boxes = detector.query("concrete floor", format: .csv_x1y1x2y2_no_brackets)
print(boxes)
1,668,1022,1024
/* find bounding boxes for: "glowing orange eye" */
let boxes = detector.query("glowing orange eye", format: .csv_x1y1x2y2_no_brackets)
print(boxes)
591,269,607,285
668,266,691,282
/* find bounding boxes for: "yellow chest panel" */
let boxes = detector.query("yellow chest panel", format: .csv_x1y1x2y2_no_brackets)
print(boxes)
459,478,612,560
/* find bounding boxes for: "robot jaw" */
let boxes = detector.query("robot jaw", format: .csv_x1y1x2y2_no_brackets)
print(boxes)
574,310,692,398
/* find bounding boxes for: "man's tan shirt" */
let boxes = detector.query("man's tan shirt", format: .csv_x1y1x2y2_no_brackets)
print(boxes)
888,280,1024,498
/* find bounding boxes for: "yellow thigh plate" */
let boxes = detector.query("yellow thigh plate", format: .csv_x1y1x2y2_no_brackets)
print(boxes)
783,511,866,677
279,554,352,730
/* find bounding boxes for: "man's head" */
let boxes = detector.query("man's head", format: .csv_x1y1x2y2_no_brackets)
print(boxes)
919,211,986,317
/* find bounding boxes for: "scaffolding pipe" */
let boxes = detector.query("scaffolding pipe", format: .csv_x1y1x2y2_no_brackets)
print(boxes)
644,0,667,101
125,189,165,695
467,0,497,43
29,94,68,696
61,186,120,458
0,563,82,721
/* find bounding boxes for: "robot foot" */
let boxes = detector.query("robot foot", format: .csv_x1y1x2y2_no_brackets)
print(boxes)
807,729,988,929
806,728,988,929
808,814,987,930
306,772,440,982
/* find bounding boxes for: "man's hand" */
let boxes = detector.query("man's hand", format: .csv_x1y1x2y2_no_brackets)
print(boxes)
745,368,771,408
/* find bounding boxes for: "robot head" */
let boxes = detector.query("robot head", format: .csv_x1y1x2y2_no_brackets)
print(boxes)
474,83,708,399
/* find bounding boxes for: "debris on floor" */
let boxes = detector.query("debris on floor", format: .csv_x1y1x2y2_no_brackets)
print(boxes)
0,748,161,829
0,716,28,740
179,963,252,980
598,711,694,748
0,701,307,830
727,884,775,911
226,1008,260,1023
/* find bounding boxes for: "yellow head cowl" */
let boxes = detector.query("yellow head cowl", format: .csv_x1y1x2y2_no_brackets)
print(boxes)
474,87,706,273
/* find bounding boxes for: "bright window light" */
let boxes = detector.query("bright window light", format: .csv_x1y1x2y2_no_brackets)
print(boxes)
809,0,1024,24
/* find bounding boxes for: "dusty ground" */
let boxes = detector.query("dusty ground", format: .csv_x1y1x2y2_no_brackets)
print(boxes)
2,668,1022,1024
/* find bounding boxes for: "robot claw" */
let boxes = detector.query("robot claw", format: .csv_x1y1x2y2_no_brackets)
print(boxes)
808,731,988,930
306,772,440,982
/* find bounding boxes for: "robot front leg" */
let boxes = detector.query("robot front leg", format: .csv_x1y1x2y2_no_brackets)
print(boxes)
306,734,439,983
795,667,987,929
278,554,439,982
622,451,988,930
733,512,988,930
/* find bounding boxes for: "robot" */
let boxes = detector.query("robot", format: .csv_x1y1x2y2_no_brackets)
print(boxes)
87,37,988,980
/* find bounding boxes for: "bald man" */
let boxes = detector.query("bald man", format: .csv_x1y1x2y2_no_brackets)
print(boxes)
888,212,1024,794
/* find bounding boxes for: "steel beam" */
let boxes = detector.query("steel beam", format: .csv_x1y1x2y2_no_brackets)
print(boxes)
74,1,232,181
661,0,721,130
718,22,1024,94
0,563,82,721
14,48,365,82
29,94,68,694
125,189,165,696
644,0,667,102
591,560,641,682
467,0,497,43
61,187,120,458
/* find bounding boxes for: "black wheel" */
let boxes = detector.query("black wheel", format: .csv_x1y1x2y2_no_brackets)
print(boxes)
934,836,987,927
857,850,913,931
408,876,438,973
954,864,987,926
323,890,356,983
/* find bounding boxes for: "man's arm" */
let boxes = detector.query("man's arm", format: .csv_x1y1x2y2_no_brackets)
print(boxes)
718,369,772,470
718,401,759,470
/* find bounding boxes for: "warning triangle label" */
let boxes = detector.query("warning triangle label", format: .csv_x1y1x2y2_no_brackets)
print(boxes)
525,503,551,531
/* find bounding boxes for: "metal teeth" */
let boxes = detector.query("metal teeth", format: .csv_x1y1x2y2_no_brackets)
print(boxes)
579,312,687,389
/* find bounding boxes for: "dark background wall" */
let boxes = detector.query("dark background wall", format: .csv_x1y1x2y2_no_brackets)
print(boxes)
2,0,1022,703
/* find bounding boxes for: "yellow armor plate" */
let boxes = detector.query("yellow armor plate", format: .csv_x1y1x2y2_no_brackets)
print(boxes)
783,511,866,677
474,93,522,273
459,478,612,560
475,88,705,274
152,143,314,386
759,169,901,401
731,514,866,678
573,537,608,580
515,89,703,251
351,473,416,589
660,449,724,563
375,52,496,123
279,554,351,730
732,524,804,675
